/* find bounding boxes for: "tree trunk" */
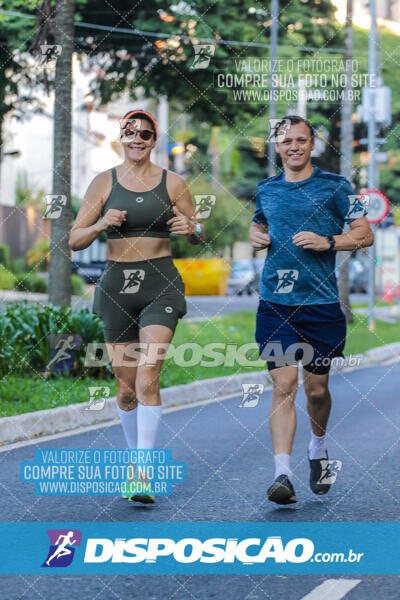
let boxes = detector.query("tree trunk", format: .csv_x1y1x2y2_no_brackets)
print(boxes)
338,0,354,324
48,0,74,306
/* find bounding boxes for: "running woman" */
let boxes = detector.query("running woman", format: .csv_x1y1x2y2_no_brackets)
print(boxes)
250,115,373,505
69,109,204,503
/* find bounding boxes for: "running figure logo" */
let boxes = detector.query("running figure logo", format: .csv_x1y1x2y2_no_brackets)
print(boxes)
317,460,342,485
39,44,62,66
274,269,299,294
191,44,215,69
85,386,110,411
120,118,141,143
239,383,264,408
120,269,145,294
42,529,82,568
346,194,368,220
267,118,291,143
194,195,216,219
43,194,66,219
43,334,82,373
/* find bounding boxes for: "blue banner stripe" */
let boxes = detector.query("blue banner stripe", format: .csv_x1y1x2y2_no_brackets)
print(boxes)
0,522,398,574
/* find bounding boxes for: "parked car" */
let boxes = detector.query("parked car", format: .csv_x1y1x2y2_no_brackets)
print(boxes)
226,259,259,296
349,256,369,293
335,255,369,293
71,260,106,284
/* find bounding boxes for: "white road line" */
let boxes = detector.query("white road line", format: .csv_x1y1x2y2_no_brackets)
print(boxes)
299,579,361,600
0,390,244,452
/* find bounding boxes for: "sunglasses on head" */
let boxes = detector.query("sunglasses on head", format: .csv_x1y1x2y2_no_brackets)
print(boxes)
121,128,154,141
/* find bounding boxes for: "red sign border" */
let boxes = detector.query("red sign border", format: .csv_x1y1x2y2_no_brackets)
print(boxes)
361,189,390,224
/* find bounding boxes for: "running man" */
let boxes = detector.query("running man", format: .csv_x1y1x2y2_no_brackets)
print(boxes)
250,115,374,504
45,531,77,566
69,109,204,503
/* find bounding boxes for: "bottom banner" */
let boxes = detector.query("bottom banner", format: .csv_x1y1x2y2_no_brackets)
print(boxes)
0,522,398,574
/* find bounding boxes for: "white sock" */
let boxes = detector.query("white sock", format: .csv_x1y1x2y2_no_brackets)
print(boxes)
274,453,293,482
308,432,327,460
117,405,137,449
137,404,162,450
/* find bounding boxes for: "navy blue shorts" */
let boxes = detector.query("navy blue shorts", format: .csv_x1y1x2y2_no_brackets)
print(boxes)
255,300,347,374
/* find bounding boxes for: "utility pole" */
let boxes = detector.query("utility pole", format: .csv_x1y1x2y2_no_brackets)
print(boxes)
268,0,279,176
367,0,377,331
158,95,169,169
338,0,354,324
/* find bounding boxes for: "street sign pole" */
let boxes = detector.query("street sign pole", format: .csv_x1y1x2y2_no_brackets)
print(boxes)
367,0,377,331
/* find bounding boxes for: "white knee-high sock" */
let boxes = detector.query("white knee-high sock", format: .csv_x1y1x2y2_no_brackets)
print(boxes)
117,405,137,449
137,404,162,450
308,432,327,460
274,453,293,482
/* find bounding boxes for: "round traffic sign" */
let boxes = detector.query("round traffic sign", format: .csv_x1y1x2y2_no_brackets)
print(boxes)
361,189,390,224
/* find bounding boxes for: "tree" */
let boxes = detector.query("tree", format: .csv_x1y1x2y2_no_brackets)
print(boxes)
338,0,354,324
47,0,74,306
75,0,341,127
0,2,47,200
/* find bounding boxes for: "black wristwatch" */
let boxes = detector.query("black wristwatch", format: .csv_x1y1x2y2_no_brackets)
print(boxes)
326,235,336,251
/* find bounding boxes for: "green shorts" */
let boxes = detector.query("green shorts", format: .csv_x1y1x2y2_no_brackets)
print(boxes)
93,256,187,343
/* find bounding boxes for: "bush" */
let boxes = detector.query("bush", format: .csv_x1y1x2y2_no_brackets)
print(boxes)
0,302,108,379
0,244,11,270
0,264,15,290
13,273,48,293
12,257,29,274
71,274,86,296
26,238,50,270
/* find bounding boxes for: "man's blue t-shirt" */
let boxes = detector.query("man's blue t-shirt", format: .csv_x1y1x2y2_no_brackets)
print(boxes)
252,166,367,306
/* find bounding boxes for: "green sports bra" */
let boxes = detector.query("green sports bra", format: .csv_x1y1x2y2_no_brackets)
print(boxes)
101,167,174,239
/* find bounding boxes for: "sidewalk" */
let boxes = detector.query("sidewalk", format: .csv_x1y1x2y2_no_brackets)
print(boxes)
0,289,91,309
354,304,400,323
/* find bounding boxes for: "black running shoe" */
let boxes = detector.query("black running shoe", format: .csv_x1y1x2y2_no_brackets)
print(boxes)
267,474,297,505
308,451,331,495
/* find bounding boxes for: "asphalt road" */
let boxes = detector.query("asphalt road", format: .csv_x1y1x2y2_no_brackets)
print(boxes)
0,364,399,598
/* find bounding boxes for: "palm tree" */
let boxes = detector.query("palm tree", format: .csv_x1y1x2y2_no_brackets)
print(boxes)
338,0,354,323
48,0,74,306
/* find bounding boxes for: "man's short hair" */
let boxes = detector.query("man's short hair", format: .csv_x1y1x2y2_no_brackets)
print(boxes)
273,115,315,141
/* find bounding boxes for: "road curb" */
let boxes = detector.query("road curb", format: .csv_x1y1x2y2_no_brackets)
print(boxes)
1,342,399,446
0,370,271,445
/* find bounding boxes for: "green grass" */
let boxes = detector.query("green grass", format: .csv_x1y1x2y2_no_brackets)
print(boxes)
344,313,400,356
0,376,117,418
1,309,400,418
